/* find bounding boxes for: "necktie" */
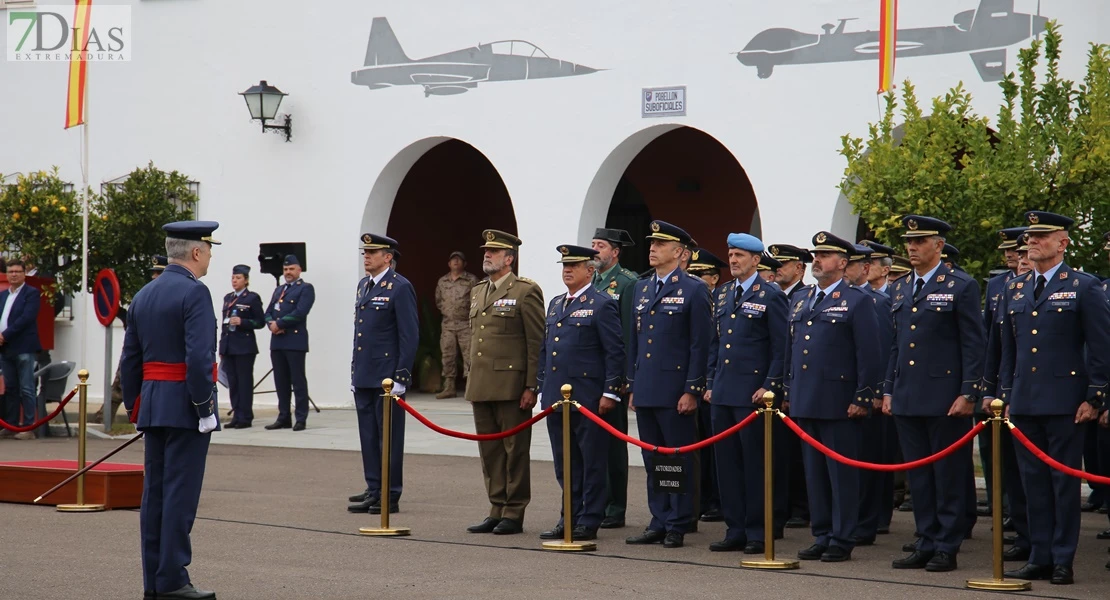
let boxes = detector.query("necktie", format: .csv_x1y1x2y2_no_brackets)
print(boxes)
812,290,826,312
913,278,924,301
563,294,573,311
734,285,744,309
1034,275,1046,301
655,279,664,297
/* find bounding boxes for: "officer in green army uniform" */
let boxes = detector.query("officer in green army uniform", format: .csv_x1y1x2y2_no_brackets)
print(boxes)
590,227,638,529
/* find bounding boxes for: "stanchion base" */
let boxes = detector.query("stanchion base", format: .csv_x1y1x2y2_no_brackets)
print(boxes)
358,526,411,537
56,503,106,513
740,558,800,570
542,540,597,552
965,579,1032,591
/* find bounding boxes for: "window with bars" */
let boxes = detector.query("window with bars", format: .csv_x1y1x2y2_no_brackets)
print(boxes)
99,175,200,214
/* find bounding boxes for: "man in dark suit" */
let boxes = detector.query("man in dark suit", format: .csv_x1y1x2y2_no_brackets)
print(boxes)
0,259,42,440
346,234,418,515
219,264,265,429
120,221,222,600
624,220,713,549
536,244,624,541
1000,211,1110,585
883,216,984,573
263,255,316,431
785,231,882,563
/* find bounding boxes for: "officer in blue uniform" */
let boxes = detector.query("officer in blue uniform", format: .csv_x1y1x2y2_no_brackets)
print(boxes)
706,233,788,553
150,255,168,279
263,254,316,431
346,234,418,514
688,247,727,523
219,264,265,428
882,216,984,573
625,220,713,549
536,244,624,541
785,231,882,562
757,253,782,289
980,226,1032,563
121,221,221,600
1000,211,1110,585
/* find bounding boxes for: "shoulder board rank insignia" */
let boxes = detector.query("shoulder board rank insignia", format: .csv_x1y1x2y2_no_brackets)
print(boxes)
609,280,618,289
937,275,945,282
832,291,840,299
296,280,302,285
519,277,535,284
947,280,955,288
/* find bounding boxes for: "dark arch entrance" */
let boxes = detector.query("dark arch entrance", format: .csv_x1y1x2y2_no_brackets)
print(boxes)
384,139,517,306
593,127,759,274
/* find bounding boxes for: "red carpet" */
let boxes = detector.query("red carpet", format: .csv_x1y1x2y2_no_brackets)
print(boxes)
0,460,142,472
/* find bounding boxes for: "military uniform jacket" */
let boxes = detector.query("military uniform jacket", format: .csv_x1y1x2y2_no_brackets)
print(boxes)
865,284,894,389
784,280,882,419
984,271,1014,331
351,269,419,389
980,271,1015,399
627,270,714,408
219,289,265,356
708,278,788,408
536,287,624,409
999,264,1110,416
120,264,219,430
464,272,545,403
885,265,985,416
593,263,639,358
264,279,315,352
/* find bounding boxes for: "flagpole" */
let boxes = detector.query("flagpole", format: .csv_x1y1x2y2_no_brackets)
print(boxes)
80,69,90,372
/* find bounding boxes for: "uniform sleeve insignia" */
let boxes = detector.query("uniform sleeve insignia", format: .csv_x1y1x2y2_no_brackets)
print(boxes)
937,275,946,282
609,280,618,289
832,291,840,299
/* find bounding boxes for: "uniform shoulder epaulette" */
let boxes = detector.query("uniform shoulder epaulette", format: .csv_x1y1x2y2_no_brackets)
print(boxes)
295,280,303,286
1072,269,1098,282
619,267,638,280
685,272,701,280
516,276,537,286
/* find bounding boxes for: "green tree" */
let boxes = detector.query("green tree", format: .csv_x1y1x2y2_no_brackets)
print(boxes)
840,22,1110,285
0,168,83,299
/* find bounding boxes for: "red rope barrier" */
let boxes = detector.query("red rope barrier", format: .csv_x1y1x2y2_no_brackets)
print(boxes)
1009,424,1110,486
0,387,78,433
395,397,555,441
778,413,986,471
577,404,760,454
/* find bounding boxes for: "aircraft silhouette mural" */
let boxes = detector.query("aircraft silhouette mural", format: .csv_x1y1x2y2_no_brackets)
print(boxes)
736,0,1048,82
351,17,600,97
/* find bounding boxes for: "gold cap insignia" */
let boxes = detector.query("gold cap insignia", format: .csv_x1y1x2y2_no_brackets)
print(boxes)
907,219,919,230
1028,213,1039,224
998,231,1007,239
361,233,372,244
816,232,827,244
691,250,700,260
485,231,496,242
650,221,660,233
559,246,569,255
769,245,779,255
152,257,159,266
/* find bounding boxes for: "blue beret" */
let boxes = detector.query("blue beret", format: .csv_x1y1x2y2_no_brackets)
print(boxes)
727,233,764,253
283,254,300,267
163,220,221,245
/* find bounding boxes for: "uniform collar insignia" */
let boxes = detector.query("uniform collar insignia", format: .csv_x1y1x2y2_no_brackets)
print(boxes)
936,275,945,282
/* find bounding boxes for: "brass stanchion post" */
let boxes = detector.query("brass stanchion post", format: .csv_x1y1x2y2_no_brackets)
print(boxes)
543,384,596,552
359,378,410,536
57,370,106,512
741,391,797,569
966,399,1030,591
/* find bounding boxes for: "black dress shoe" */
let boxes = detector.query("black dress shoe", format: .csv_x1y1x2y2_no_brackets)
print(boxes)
264,421,291,430
854,536,875,546
892,550,935,569
1004,563,1053,580
1097,528,1110,540
237,422,252,429
1002,535,1017,546
699,508,723,522
539,524,565,540
159,585,216,600
467,517,500,533
224,422,241,429
662,531,684,548
349,489,371,503
599,516,625,529
1050,564,1074,585
821,546,851,562
368,501,398,515
708,538,746,552
784,517,809,529
1003,546,1031,562
877,526,890,535
493,518,523,535
292,421,306,431
925,551,957,572
773,529,784,540
1002,516,1015,532
743,541,765,554
572,525,598,541
976,505,991,517
347,498,375,513
1081,500,1099,512
145,592,156,600
902,541,919,552
898,499,914,512
797,543,827,560
626,529,666,544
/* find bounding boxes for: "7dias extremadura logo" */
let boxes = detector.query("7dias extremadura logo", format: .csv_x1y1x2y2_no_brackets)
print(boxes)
6,5,131,62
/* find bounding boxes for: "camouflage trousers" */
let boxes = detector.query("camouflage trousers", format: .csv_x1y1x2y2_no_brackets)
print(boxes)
440,322,472,381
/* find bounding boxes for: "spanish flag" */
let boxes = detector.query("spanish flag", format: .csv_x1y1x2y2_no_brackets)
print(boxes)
65,0,93,129
878,0,898,94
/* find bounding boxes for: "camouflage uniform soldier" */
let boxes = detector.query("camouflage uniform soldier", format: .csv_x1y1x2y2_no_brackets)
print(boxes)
436,251,479,399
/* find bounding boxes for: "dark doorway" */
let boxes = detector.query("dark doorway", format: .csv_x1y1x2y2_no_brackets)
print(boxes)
603,127,758,277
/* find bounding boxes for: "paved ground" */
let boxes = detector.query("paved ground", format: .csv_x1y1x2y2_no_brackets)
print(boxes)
2,394,1107,599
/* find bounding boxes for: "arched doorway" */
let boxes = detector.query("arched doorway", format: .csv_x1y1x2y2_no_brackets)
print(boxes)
581,126,760,274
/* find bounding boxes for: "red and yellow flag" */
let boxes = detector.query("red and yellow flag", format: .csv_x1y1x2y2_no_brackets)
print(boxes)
878,0,898,94
65,0,93,129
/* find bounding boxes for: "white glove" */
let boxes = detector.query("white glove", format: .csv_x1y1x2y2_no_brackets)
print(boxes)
392,382,406,396
199,414,218,434
350,384,355,393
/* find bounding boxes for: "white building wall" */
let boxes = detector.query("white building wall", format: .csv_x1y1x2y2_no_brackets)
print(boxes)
2,0,1103,406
